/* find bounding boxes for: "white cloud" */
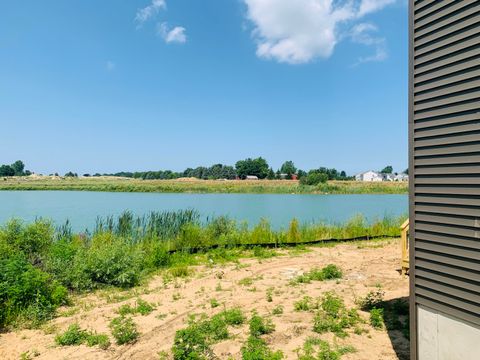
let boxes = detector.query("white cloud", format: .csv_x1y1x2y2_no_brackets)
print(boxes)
242,0,396,64
135,0,166,25
357,0,396,17
350,23,387,64
106,61,116,71
157,22,187,44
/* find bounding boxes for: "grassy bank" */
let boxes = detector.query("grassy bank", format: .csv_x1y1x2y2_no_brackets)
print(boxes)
0,177,408,194
0,210,406,330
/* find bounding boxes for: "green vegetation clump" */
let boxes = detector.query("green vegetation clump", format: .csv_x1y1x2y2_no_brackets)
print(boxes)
296,337,356,360
0,211,405,330
172,308,245,359
240,312,283,360
241,336,284,360
357,287,385,311
294,296,316,312
0,220,68,329
117,299,155,316
292,264,343,285
312,292,360,337
55,323,110,349
249,312,275,337
272,305,284,316
370,308,384,329
109,316,139,345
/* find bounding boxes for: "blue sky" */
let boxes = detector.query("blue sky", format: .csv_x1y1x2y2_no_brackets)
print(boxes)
0,0,408,175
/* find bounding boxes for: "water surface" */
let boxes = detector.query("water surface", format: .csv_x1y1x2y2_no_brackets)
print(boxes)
0,191,407,231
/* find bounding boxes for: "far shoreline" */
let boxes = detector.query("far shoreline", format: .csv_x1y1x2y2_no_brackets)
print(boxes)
0,176,408,195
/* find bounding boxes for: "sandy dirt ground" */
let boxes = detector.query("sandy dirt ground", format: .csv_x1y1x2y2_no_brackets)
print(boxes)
0,239,410,360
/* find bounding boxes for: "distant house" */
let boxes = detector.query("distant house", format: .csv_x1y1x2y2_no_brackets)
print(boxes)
383,173,395,182
279,173,298,180
355,170,384,182
245,175,259,180
393,173,408,182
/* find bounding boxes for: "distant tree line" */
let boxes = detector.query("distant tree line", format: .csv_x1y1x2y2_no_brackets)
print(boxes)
95,158,351,185
0,160,31,177
0,159,354,186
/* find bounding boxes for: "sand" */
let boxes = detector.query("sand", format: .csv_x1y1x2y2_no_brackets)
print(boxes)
0,239,410,360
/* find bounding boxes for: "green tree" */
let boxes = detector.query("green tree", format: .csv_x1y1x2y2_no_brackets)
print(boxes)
11,160,25,176
297,169,307,179
267,168,275,180
0,165,15,177
235,157,269,179
280,161,297,178
300,172,328,186
381,166,393,174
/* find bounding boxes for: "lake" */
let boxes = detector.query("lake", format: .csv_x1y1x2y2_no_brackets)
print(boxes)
0,191,408,231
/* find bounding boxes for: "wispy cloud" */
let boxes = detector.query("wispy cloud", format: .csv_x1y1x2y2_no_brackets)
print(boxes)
157,22,187,44
242,0,396,65
350,23,387,65
135,0,166,25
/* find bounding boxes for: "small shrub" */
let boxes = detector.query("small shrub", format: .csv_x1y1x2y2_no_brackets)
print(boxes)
266,288,273,302
294,296,315,312
0,254,68,328
84,332,111,349
317,264,343,280
202,315,229,341
136,299,155,315
117,299,155,316
220,308,245,326
210,298,220,308
172,308,244,359
272,305,284,316
358,287,384,311
313,292,359,337
55,324,85,346
296,337,355,360
172,323,209,360
109,316,139,345
117,304,135,316
241,336,283,360
55,323,110,349
292,264,342,285
370,308,384,329
249,312,275,337
239,277,254,286
145,242,170,268
76,233,143,289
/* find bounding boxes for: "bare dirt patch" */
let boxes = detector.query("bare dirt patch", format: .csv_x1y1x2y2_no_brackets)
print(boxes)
0,239,409,360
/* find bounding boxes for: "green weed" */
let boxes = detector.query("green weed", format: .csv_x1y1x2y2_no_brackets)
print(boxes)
55,323,110,349
109,316,139,345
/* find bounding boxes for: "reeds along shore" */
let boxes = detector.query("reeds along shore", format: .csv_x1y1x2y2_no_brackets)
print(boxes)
0,177,408,194
0,210,406,329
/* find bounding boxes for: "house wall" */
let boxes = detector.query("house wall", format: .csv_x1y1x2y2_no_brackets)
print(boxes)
417,306,480,360
409,0,480,358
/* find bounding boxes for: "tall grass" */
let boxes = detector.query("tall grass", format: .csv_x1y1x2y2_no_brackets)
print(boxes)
0,177,408,194
0,210,406,330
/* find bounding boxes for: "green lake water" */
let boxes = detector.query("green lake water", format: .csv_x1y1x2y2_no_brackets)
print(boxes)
0,191,408,231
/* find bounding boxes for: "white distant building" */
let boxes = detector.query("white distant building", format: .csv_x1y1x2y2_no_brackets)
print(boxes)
245,175,259,180
394,173,408,182
384,173,395,182
355,170,384,182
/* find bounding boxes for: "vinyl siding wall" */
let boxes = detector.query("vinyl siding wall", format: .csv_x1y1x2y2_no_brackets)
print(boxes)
410,0,480,358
